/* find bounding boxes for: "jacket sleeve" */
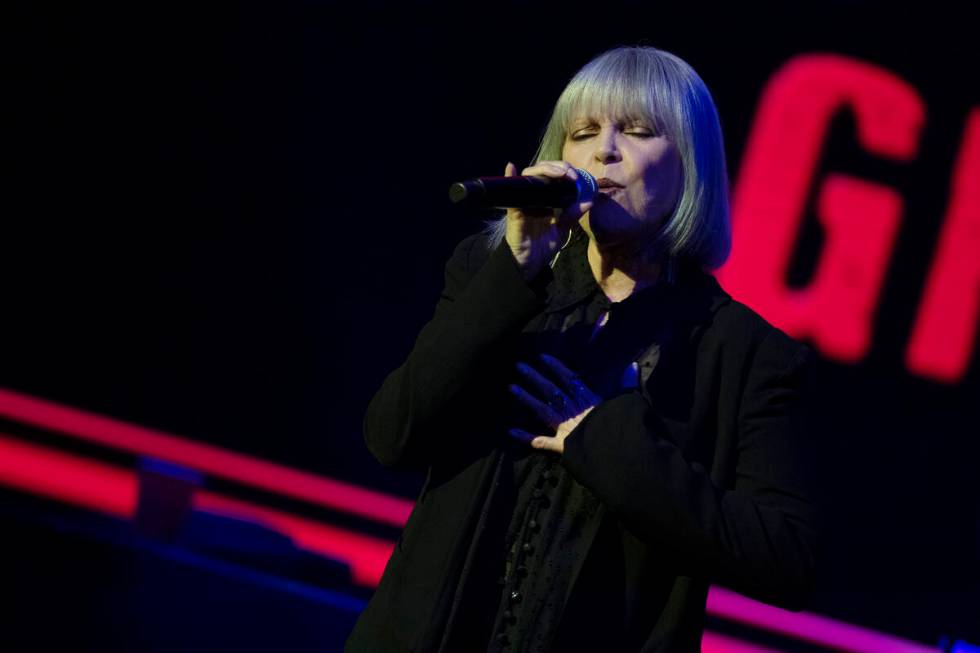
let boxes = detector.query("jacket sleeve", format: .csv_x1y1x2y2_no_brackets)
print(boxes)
363,232,552,470
560,328,819,611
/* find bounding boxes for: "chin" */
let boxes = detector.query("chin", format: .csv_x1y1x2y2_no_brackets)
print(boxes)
583,210,639,247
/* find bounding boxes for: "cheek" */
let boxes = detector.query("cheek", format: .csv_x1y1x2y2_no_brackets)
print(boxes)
562,143,582,166
651,155,683,201
634,165,680,218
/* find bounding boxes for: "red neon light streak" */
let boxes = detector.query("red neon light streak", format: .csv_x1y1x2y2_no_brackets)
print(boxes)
906,109,980,383
0,387,413,527
707,586,941,653
0,433,393,587
193,493,394,586
0,433,137,518
2,432,948,649
718,53,925,362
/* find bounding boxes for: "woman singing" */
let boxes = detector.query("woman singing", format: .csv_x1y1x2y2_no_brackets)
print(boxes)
346,45,818,652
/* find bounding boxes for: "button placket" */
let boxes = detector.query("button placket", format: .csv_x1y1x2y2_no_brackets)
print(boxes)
517,461,556,570
496,458,558,648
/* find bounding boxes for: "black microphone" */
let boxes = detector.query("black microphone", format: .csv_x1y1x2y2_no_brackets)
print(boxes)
449,168,597,209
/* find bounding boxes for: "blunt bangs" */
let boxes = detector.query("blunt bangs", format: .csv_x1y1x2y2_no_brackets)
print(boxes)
553,54,669,139
485,46,732,272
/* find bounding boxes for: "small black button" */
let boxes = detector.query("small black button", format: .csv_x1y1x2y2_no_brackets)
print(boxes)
522,542,534,554
503,609,514,619
509,590,522,604
542,469,553,481
528,519,540,532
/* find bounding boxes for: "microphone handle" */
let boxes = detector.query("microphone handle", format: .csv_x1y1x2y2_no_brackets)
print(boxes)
449,170,596,209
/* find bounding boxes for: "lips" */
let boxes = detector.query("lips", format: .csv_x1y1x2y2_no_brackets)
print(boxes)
596,177,624,190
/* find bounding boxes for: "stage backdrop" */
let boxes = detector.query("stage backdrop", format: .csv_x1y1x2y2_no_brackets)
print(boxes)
6,0,979,645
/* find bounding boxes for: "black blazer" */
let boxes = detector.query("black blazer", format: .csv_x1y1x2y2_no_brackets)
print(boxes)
346,230,819,652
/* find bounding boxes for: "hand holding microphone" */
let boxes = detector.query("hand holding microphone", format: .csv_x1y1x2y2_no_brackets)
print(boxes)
448,163,597,211
450,161,596,281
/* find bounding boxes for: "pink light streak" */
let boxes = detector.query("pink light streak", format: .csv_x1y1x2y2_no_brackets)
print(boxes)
0,433,394,587
0,388,948,650
0,433,138,518
707,586,941,653
194,492,394,586
0,387,413,527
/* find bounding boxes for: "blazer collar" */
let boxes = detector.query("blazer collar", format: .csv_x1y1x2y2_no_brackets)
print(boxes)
545,225,731,333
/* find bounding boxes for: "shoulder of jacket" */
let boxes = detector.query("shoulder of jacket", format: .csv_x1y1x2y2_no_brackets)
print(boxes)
706,293,812,368
448,230,496,274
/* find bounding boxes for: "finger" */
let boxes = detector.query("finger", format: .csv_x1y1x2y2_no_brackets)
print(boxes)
516,206,558,220
507,427,537,446
530,436,562,454
621,361,640,390
509,383,562,428
522,161,572,178
538,353,598,401
531,160,572,173
536,353,580,389
560,200,592,226
516,361,565,404
505,161,516,177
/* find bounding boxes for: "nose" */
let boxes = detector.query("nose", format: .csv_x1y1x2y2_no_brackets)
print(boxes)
593,128,621,164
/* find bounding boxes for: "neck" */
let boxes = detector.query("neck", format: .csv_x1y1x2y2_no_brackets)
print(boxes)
586,236,666,303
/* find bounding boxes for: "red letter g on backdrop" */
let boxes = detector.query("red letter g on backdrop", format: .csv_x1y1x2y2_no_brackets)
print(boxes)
717,54,925,363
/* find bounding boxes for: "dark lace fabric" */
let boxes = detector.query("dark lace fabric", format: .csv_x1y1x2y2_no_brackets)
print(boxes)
439,227,691,652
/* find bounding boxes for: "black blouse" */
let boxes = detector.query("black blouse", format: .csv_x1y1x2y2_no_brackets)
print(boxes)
439,227,690,652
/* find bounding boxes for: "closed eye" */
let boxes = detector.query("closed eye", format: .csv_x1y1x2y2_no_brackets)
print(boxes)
569,132,595,141
568,126,655,141
625,125,655,137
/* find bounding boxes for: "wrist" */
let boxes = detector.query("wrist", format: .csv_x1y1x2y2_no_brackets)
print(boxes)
510,248,547,281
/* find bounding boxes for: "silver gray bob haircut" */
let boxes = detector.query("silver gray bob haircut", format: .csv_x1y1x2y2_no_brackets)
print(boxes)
485,45,731,271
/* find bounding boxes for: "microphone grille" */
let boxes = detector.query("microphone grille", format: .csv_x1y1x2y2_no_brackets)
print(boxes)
574,168,597,203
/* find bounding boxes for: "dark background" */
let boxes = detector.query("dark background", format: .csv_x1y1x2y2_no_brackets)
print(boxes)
6,0,979,646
